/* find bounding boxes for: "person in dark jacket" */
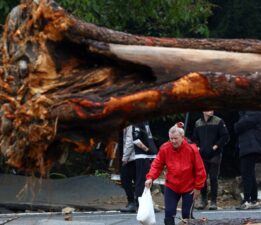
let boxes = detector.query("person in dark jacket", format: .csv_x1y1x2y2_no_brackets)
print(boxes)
145,122,206,225
234,111,261,210
193,111,229,210
132,121,157,202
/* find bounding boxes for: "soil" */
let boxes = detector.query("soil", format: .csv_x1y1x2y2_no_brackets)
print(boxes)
92,177,242,211
150,178,240,210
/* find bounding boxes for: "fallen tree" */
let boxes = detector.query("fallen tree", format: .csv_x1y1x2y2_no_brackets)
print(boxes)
0,0,260,174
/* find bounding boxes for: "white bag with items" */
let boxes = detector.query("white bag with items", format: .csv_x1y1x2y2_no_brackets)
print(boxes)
136,187,156,225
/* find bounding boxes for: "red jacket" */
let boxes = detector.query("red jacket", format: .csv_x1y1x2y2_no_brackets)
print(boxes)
146,138,206,193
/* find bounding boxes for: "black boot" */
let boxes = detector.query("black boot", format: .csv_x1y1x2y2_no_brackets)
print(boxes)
164,217,175,225
209,199,217,210
120,202,137,213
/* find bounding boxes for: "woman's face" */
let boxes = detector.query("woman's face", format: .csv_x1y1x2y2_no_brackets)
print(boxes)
169,132,183,149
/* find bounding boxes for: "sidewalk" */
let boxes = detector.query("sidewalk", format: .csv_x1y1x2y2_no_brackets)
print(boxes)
0,174,126,212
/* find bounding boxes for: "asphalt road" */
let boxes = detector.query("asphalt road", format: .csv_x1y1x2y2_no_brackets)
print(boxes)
0,209,261,225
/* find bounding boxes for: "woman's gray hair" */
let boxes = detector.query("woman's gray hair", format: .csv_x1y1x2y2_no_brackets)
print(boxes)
168,125,184,136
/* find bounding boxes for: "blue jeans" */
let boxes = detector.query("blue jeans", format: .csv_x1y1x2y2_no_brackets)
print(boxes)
164,186,194,219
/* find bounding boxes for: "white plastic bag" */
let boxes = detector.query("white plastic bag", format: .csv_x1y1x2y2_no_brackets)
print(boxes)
136,187,156,225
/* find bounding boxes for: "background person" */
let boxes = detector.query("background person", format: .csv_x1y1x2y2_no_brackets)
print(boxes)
234,111,261,210
120,125,137,213
145,123,206,225
133,121,157,203
192,111,229,210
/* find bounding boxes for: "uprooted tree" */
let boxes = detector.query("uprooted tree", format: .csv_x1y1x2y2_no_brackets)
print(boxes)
0,0,260,175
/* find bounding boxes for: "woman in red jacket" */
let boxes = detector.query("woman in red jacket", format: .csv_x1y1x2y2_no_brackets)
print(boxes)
145,123,206,225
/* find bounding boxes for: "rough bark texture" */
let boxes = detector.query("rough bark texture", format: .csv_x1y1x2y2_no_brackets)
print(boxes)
0,0,260,174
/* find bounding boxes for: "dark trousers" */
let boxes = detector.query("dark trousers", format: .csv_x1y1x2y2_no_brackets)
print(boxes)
201,154,222,201
164,186,194,219
135,158,153,199
240,153,259,202
120,160,136,203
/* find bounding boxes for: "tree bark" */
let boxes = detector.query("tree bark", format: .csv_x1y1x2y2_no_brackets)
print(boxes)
0,0,260,173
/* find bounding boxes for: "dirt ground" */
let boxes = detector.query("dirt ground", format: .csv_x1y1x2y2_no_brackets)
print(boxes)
90,177,241,211
151,178,240,210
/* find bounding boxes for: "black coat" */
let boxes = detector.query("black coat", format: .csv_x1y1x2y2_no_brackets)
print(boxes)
193,115,230,159
132,121,157,156
234,111,261,158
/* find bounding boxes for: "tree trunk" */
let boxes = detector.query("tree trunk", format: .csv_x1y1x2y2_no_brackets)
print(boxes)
0,0,260,173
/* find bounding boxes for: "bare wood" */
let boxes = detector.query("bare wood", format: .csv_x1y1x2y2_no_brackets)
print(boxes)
107,44,261,77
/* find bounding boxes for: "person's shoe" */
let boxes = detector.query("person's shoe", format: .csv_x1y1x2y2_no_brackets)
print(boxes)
154,207,161,213
164,217,175,225
197,198,208,210
249,201,261,209
236,201,251,210
120,202,137,213
209,201,217,210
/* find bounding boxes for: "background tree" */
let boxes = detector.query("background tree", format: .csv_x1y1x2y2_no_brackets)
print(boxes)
1,0,260,38
56,0,213,37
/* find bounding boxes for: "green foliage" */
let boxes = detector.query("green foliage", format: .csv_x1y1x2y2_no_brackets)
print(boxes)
0,0,20,30
94,170,110,177
57,0,213,37
151,113,185,146
1,0,260,39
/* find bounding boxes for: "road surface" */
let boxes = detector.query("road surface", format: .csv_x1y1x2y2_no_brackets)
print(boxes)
0,209,261,225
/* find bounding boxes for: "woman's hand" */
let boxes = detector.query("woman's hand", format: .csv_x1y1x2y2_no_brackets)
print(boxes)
192,189,200,200
145,179,153,189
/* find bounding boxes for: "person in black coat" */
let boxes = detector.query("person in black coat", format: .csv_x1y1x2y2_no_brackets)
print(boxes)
234,111,261,210
193,111,230,210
